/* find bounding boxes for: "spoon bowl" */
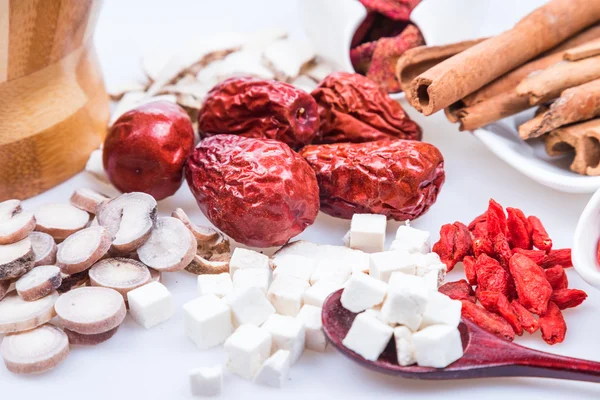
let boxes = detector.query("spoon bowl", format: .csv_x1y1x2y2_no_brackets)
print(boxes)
322,289,600,382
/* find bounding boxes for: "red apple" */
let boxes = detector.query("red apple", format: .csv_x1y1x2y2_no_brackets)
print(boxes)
103,101,195,200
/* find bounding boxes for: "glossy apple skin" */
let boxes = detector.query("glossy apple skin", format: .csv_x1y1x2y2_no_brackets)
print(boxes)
103,101,195,200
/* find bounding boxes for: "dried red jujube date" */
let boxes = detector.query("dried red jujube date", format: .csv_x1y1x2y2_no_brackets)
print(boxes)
197,77,319,149
299,139,444,220
310,72,422,144
509,253,553,315
185,135,319,248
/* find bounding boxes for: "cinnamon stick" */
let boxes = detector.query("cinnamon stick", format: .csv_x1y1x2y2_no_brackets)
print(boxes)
564,38,600,61
545,119,600,175
519,79,600,139
454,92,530,132
396,39,486,103
408,0,600,116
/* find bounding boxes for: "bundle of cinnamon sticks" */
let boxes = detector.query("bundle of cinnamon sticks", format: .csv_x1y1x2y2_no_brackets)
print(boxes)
397,0,600,176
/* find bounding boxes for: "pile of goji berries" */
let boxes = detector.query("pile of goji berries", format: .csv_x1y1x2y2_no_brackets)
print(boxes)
433,199,587,345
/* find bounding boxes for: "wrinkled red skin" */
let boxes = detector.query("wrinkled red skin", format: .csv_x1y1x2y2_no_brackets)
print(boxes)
493,233,512,270
198,77,319,149
103,101,195,201
540,248,572,269
468,212,487,235
545,265,569,290
509,253,553,315
513,248,546,264
539,302,567,345
510,300,539,334
311,72,422,144
462,256,477,285
477,291,523,336
460,300,515,342
475,254,513,299
528,215,553,252
486,199,507,241
299,140,444,220
551,289,588,310
472,236,494,258
432,222,472,272
185,135,319,248
438,280,476,303
506,207,533,250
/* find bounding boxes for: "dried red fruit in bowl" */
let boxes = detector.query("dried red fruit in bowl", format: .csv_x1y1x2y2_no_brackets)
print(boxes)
185,135,319,248
551,289,588,310
197,77,319,149
460,300,515,342
538,302,567,345
432,222,472,272
310,72,422,144
509,253,553,315
439,280,476,303
510,300,539,334
506,207,532,250
299,140,444,220
477,291,523,336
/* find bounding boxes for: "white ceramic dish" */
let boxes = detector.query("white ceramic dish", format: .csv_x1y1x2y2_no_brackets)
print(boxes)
299,0,600,193
573,189,600,289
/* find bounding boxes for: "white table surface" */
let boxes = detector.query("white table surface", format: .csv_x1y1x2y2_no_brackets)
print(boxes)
3,0,600,398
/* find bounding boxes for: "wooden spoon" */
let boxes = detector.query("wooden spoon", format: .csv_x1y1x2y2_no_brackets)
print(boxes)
322,289,600,382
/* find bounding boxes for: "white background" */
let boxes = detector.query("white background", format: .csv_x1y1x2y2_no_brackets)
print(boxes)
3,0,600,399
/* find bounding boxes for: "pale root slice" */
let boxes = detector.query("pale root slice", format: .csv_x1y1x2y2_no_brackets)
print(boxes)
64,325,119,346
56,226,113,275
149,268,162,283
137,217,197,272
0,237,35,281
185,254,230,275
0,200,36,245
0,291,58,334
1,324,69,374
97,192,157,253
89,258,151,299
0,280,10,300
57,270,89,293
29,232,57,266
171,208,219,242
34,203,90,240
16,265,62,301
54,287,126,334
69,188,110,214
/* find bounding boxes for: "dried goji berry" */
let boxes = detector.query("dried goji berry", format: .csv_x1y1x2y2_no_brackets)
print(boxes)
438,280,476,303
462,255,477,285
493,233,512,269
528,216,553,252
509,253,553,315
506,207,532,250
468,211,487,233
460,300,515,341
540,249,572,269
544,265,568,290
486,199,507,241
475,254,513,299
473,236,494,258
513,248,546,264
550,289,588,310
432,222,472,272
510,300,539,334
538,302,567,345
477,291,523,336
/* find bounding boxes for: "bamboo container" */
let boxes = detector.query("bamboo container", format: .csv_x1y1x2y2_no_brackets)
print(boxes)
0,0,109,201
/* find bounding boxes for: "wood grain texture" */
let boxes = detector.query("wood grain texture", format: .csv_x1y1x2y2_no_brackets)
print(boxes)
0,0,9,82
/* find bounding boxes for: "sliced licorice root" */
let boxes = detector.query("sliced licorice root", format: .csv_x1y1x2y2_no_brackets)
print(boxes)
137,217,197,272
185,254,229,275
64,325,119,346
171,208,219,241
149,267,161,282
57,270,89,293
0,237,35,281
0,280,10,301
1,324,70,374
97,192,157,253
70,188,110,214
34,203,90,240
16,266,62,301
0,291,59,334
54,287,126,334
56,226,113,275
29,232,57,266
89,258,150,299
0,200,36,245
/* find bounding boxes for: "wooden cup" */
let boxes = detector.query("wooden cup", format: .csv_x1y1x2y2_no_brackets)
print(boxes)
0,0,110,201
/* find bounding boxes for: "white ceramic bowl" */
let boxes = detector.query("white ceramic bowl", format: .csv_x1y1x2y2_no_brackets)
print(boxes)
573,189,600,289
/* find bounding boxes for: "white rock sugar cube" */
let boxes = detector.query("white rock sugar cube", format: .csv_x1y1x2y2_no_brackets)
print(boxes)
189,365,223,397
232,268,271,294
420,291,462,329
369,250,415,282
341,272,388,313
414,253,446,285
412,324,463,368
197,273,233,298
381,272,429,331
253,349,292,388
303,279,343,308
390,223,431,254
229,248,270,276
267,275,309,317
127,282,174,329
224,324,272,379
297,305,327,352
310,259,351,285
342,311,393,361
262,314,305,364
349,213,386,253
423,270,440,291
394,326,416,366
183,294,233,349
227,286,275,326
272,254,316,282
